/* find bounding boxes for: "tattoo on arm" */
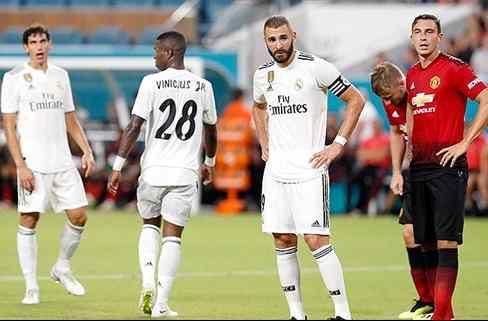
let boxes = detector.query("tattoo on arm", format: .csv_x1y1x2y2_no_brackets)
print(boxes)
117,115,145,157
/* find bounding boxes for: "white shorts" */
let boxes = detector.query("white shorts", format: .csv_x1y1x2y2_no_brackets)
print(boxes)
137,178,197,227
17,168,88,214
261,173,331,235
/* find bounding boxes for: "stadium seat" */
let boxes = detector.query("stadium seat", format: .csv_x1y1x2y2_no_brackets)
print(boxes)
0,0,20,7
68,0,110,7
50,27,85,44
24,0,67,7
137,26,163,45
156,0,184,8
111,0,155,8
0,27,24,44
70,70,111,121
87,27,131,45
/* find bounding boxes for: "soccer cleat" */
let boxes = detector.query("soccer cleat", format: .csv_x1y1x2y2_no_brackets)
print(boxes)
327,317,347,320
21,288,40,304
138,288,155,315
151,304,179,318
398,300,434,320
412,313,433,320
290,316,307,320
50,266,86,296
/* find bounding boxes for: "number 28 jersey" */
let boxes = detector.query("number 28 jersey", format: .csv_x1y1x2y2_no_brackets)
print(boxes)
132,68,217,186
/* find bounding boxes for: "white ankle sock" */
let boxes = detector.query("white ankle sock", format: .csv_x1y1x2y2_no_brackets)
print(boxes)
17,225,38,290
156,237,181,306
276,246,306,320
56,221,84,272
312,244,351,320
138,224,161,290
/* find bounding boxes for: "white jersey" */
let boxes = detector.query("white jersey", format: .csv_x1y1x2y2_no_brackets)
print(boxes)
132,68,217,186
253,51,351,182
1,63,76,173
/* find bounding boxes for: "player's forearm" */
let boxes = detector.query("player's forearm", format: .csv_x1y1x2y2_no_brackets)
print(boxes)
252,105,269,150
203,124,217,158
464,90,488,145
337,88,365,140
390,128,406,174
117,115,144,158
66,113,92,156
2,116,27,168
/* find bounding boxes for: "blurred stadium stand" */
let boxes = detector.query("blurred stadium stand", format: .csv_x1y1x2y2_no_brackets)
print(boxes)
88,27,131,45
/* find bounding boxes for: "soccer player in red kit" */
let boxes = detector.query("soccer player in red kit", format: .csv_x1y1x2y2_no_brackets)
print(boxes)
371,62,435,319
406,14,488,320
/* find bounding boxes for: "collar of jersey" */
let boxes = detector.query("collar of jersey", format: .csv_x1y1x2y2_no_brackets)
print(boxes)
24,62,49,75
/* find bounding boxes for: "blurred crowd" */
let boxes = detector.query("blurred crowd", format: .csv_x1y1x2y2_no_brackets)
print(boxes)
2,9,488,216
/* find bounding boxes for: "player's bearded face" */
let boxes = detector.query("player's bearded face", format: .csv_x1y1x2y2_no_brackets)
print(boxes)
411,19,442,58
24,33,51,66
265,26,296,64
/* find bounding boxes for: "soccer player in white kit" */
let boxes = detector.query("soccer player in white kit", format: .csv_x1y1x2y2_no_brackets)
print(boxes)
107,31,217,318
0,24,96,305
253,16,365,320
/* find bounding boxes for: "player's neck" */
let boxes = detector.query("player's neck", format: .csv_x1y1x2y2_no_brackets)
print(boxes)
168,61,185,70
418,49,441,69
277,50,296,68
28,60,48,71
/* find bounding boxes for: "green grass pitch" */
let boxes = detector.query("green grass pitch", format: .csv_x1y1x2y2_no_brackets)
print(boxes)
0,210,487,319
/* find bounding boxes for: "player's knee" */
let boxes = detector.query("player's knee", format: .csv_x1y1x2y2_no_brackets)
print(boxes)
20,213,40,229
68,210,87,227
273,233,297,248
303,234,329,251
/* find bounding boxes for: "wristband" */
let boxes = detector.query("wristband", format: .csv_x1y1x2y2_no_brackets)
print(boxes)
204,155,216,167
333,135,347,146
112,155,126,171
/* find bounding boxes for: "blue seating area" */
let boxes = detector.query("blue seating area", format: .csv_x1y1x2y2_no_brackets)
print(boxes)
69,70,112,121
0,27,23,44
87,27,130,45
0,0,199,8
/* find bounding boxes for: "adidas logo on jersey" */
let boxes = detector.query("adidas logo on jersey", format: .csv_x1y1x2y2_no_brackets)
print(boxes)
311,220,321,228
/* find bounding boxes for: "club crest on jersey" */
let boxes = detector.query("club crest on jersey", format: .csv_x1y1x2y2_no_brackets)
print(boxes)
267,71,274,92
23,73,32,83
294,78,303,91
430,76,441,89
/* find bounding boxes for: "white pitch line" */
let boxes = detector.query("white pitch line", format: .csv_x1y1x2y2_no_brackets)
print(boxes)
1,261,487,282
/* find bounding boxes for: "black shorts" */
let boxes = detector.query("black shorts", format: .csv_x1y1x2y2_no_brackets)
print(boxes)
398,170,413,225
408,166,467,244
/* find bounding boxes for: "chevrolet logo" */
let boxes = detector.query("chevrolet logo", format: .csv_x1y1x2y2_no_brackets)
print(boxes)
412,92,435,107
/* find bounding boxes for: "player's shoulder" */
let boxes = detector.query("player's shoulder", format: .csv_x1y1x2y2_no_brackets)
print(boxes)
256,60,276,71
4,64,26,78
49,63,69,76
296,50,316,62
439,53,466,67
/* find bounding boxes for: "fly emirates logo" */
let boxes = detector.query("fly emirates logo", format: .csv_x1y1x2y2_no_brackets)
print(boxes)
411,92,436,115
29,92,64,112
268,95,308,116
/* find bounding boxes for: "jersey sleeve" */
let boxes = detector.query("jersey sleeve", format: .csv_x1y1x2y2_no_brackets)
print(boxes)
202,81,217,125
63,71,76,113
131,76,153,120
315,58,351,97
455,64,487,100
1,72,19,113
253,70,266,104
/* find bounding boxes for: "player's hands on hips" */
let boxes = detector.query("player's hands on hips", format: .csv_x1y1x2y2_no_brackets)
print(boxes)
81,152,96,177
390,171,404,195
261,146,269,161
107,171,121,195
309,143,344,169
18,165,35,193
436,140,470,167
201,164,214,185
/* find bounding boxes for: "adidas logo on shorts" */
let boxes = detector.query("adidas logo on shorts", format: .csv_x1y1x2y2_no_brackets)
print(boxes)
311,220,321,228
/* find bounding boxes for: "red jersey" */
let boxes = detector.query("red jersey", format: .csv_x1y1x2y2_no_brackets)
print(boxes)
406,53,487,167
467,134,486,171
383,100,407,138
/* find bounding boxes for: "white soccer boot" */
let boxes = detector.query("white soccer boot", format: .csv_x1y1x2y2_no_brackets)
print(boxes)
151,303,179,318
21,288,40,304
50,266,86,296
139,288,155,315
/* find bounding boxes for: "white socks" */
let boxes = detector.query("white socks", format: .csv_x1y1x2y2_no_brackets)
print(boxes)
138,224,161,290
55,221,85,272
155,236,181,307
276,246,306,320
17,225,38,291
312,244,351,320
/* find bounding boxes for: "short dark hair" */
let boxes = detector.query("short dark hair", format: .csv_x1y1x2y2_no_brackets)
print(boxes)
412,14,442,33
22,23,50,45
263,16,291,32
156,31,186,57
